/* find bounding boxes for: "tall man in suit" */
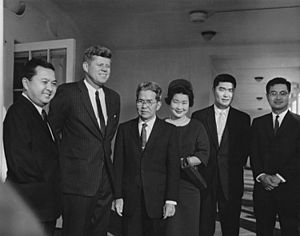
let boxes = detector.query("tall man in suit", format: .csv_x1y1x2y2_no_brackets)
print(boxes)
192,74,250,236
3,58,61,235
114,81,180,236
250,77,300,236
49,46,120,236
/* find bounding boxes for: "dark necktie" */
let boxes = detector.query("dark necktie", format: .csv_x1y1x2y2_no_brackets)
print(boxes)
274,115,279,135
141,123,148,149
42,109,54,141
95,90,106,136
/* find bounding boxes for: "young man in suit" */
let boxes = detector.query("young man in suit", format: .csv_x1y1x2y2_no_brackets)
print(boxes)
113,81,180,236
192,74,250,236
49,46,120,236
250,77,300,236
3,58,61,235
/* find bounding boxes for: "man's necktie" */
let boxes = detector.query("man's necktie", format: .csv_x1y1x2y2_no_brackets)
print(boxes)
217,111,226,144
274,115,279,135
42,109,55,141
141,123,148,149
95,90,106,136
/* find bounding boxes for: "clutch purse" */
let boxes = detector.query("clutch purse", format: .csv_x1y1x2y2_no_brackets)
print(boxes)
181,157,207,190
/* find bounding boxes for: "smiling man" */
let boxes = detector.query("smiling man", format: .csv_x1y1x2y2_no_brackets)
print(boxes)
49,46,120,236
192,74,250,236
3,58,61,235
250,77,300,236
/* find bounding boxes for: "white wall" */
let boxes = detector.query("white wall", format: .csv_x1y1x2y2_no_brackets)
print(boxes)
107,42,300,123
3,0,83,109
2,0,83,181
107,47,213,122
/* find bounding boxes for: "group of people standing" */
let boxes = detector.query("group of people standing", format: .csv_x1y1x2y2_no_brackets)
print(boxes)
2,45,300,236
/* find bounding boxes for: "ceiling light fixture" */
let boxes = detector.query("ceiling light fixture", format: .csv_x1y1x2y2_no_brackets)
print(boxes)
201,31,217,41
254,76,264,82
189,10,208,23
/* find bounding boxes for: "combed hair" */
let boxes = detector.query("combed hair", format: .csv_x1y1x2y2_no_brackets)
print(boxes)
266,77,291,94
136,81,162,101
22,58,55,80
83,45,112,63
213,74,236,89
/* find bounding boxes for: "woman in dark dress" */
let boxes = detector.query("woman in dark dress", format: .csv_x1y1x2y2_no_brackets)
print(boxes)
165,79,210,236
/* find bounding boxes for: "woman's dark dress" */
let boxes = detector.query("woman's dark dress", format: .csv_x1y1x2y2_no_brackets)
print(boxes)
166,118,209,236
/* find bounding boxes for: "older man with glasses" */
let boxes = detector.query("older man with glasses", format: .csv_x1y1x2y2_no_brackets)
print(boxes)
113,81,180,236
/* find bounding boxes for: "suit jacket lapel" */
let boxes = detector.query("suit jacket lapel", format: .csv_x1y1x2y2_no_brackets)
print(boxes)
129,118,143,152
103,86,114,137
206,106,219,149
266,113,275,138
219,107,232,147
144,118,161,151
77,81,102,138
277,111,291,136
21,96,57,146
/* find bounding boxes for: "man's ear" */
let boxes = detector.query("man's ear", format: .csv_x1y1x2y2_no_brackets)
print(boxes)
156,101,162,111
22,77,29,91
82,62,88,73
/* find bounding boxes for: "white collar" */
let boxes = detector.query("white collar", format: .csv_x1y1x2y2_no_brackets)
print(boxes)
84,79,103,93
214,105,230,116
139,116,156,127
272,109,288,120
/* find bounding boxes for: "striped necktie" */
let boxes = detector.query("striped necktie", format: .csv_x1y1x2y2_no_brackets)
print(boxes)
141,123,148,149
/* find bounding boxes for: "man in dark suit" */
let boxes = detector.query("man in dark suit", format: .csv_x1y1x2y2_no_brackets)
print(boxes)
113,81,180,236
49,46,120,236
250,77,300,236
3,58,61,235
192,74,250,236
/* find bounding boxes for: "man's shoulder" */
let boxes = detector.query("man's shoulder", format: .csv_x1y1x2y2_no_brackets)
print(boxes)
119,118,137,128
289,111,300,122
230,107,249,116
56,81,81,96
193,106,212,116
252,113,270,124
103,86,120,104
6,96,32,117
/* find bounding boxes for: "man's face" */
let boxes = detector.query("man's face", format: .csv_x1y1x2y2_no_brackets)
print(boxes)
267,84,290,114
136,90,161,122
83,55,111,88
170,93,189,119
22,66,57,107
214,82,235,109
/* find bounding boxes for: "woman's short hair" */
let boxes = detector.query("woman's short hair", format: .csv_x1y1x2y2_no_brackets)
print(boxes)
165,79,194,107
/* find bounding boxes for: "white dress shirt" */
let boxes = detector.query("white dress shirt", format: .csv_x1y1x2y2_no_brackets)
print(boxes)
84,80,108,127
256,109,289,183
138,116,156,142
214,105,230,144
138,115,176,206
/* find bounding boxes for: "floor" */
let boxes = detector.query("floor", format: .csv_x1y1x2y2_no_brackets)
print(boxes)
55,169,282,236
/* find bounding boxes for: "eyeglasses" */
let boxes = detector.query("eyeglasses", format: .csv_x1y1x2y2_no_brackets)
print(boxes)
268,91,289,97
136,99,157,107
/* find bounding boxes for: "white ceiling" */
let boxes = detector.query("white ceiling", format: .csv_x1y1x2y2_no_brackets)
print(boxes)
46,0,300,116
49,0,300,49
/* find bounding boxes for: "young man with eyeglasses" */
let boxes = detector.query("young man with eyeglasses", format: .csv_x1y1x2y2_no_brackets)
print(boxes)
250,77,300,236
113,81,180,236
